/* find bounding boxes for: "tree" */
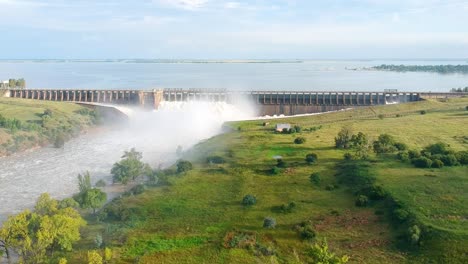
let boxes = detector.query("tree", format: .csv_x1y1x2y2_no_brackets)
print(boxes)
111,149,150,184
0,193,85,263
294,137,306,144
305,153,318,164
176,160,193,173
8,79,16,88
373,134,397,153
78,172,92,193
81,188,107,214
88,250,103,264
308,239,349,264
335,126,353,149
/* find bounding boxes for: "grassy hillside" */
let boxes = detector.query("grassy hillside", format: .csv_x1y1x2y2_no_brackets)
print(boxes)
0,98,98,156
69,98,467,263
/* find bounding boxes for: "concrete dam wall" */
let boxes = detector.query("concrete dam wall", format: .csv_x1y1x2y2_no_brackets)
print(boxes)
5,88,467,115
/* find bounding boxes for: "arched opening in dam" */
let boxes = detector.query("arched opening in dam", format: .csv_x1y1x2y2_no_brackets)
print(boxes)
0,100,256,222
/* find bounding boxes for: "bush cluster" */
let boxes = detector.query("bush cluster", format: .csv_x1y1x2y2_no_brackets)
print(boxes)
398,143,467,168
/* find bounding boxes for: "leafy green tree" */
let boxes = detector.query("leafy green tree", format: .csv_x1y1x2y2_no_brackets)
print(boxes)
81,188,107,214
307,239,349,264
111,149,150,184
335,126,353,149
176,160,193,173
8,79,16,88
78,171,92,193
373,134,397,153
0,193,85,263
88,250,103,264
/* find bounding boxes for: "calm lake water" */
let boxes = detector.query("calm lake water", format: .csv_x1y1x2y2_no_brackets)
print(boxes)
0,60,467,92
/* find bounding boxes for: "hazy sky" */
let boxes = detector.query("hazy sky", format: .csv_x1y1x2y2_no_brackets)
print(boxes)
0,0,467,59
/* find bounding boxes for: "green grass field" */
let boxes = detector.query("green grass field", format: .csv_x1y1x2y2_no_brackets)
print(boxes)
66,98,467,263
0,98,97,155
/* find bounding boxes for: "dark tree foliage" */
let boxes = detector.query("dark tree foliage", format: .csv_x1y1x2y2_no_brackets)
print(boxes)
411,157,433,168
242,194,257,206
373,134,397,153
176,160,193,173
371,64,468,74
111,148,150,184
335,126,353,149
305,153,318,164
263,217,276,229
294,137,306,144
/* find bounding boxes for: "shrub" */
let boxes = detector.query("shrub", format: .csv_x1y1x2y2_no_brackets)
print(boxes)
305,153,318,164
408,150,421,159
270,166,281,175
412,157,433,168
325,184,337,191
282,128,289,134
431,159,444,168
407,225,421,245
455,151,468,165
276,159,287,168
360,185,387,200
397,151,410,162
440,154,459,166
294,137,306,144
263,217,276,229
309,173,321,185
278,202,296,213
43,108,53,117
296,222,316,240
373,134,397,153
378,114,384,119
294,125,302,133
335,126,353,149
393,209,409,222
207,156,225,164
355,195,369,207
242,194,257,206
299,225,316,240
424,142,449,155
394,142,408,151
420,110,426,115
176,160,193,173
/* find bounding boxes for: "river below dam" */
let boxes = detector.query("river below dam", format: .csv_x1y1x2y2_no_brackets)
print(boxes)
0,101,255,222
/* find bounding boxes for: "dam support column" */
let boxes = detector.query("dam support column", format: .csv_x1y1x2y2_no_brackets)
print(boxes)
153,89,164,109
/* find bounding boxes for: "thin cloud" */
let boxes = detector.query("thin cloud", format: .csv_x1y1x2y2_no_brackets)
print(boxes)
158,0,209,10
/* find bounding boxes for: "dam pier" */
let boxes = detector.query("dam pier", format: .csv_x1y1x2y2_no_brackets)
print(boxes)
5,88,467,115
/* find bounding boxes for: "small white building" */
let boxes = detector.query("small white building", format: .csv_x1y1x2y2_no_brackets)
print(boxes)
275,123,291,132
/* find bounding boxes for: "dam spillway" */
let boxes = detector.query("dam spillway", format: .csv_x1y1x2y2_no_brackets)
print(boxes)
5,88,467,115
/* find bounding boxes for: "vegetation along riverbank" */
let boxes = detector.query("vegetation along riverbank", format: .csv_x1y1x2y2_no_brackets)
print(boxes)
1,97,467,263
0,98,99,157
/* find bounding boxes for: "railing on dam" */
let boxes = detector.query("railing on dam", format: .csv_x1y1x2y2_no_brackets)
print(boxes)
4,88,467,115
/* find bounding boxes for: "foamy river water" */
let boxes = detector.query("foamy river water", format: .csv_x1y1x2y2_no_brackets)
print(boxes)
0,101,255,222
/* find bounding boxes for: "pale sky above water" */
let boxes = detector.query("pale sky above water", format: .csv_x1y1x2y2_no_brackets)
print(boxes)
0,0,467,59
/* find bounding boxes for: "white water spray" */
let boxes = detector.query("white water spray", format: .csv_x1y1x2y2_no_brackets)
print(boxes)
0,101,256,222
